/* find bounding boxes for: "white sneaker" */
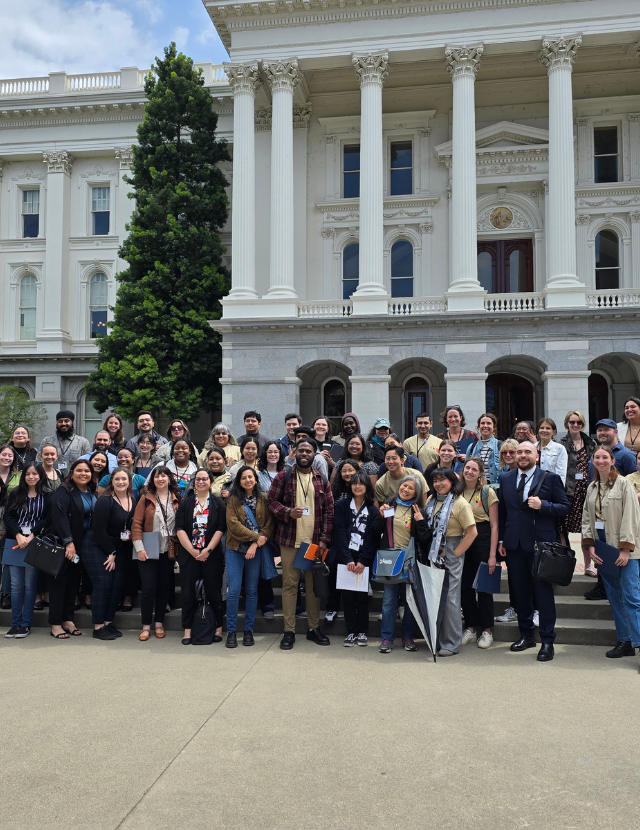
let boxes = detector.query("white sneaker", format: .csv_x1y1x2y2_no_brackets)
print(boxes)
325,610,337,623
477,631,493,649
357,633,368,647
496,606,517,623
343,633,357,647
533,610,539,628
461,628,477,645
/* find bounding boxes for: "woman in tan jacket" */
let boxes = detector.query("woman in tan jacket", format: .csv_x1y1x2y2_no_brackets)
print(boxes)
224,465,274,648
582,446,640,662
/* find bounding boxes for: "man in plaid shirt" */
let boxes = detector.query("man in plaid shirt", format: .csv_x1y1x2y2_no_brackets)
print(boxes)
268,439,334,650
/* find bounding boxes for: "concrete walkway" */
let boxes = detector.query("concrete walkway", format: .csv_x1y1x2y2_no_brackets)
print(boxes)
1,631,639,830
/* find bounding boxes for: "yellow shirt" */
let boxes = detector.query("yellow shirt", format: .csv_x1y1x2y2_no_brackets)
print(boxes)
392,505,413,549
375,469,428,505
403,434,442,469
431,495,476,537
462,487,498,524
294,469,315,548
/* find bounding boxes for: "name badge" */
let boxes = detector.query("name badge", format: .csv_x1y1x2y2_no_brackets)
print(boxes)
575,472,584,481
348,540,361,551
302,507,311,516
20,526,31,535
73,554,80,564
383,507,395,518
350,532,362,547
595,521,605,530
58,462,68,471
196,515,208,526
120,530,131,541
161,528,169,537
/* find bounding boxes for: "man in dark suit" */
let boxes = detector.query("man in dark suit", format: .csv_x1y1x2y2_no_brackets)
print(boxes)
498,441,570,662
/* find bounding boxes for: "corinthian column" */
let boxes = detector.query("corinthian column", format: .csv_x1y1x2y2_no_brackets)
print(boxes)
262,58,299,300
445,45,485,312
538,35,586,307
224,62,259,302
352,51,389,315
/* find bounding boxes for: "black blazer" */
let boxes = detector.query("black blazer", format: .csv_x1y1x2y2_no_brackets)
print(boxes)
92,494,138,557
46,484,94,550
331,499,380,567
4,491,52,539
498,467,570,553
174,491,226,566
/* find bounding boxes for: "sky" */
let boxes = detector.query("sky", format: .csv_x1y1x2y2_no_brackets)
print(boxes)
0,0,229,80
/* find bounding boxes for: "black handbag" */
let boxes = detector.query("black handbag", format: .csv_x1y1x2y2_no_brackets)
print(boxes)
529,472,575,586
311,559,331,599
191,580,216,645
24,535,70,578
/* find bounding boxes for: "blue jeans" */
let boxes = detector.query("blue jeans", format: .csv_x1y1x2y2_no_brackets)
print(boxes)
226,548,261,633
600,559,640,647
381,582,416,641
9,564,38,627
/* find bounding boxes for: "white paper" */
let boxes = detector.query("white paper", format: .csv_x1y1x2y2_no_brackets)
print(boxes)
383,507,395,518
336,564,369,593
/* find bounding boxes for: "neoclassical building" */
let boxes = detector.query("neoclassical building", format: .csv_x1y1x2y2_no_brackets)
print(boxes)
1,0,640,441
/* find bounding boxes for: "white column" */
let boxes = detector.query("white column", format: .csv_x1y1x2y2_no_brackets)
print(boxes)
352,52,389,315
542,371,590,430
444,372,488,430
114,147,134,273
630,212,640,289
224,62,259,310
262,58,299,310
538,36,586,308
575,214,591,287
630,115,640,182
41,151,72,353
444,45,485,312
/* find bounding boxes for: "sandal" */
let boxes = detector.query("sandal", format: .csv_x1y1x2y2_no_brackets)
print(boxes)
585,567,598,578
139,630,150,641
50,630,70,639
63,626,82,636
155,627,166,639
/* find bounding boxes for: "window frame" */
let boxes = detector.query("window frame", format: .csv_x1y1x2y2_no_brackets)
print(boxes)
90,184,111,236
594,229,620,290
19,273,38,341
389,139,413,197
390,238,414,298
21,188,40,239
593,125,619,184
341,143,360,199
89,272,109,338
342,240,360,299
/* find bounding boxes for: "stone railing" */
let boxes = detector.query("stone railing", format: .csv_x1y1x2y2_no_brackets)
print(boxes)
586,289,640,309
0,77,50,96
485,292,544,312
66,72,121,91
388,298,446,315
299,300,353,318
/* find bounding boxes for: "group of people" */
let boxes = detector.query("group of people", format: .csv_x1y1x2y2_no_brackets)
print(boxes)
1,398,640,667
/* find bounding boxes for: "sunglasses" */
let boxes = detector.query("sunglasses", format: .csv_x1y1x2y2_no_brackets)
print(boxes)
170,425,184,431
502,450,516,456
568,421,583,426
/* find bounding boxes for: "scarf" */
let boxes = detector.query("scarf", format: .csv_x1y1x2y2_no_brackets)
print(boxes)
396,496,414,507
424,493,455,564
371,434,386,449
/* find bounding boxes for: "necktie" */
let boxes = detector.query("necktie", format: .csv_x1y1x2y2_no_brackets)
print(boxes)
517,473,527,503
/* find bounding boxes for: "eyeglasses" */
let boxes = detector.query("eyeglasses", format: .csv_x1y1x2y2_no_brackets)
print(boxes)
195,478,210,483
568,421,583,426
502,450,516,456
170,425,184,431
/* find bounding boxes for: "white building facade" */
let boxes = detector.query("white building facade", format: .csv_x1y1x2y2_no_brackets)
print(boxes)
1,0,640,441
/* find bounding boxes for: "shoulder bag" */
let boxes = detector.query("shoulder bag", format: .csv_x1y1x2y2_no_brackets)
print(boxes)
191,580,216,645
372,516,415,583
24,534,70,578
529,472,575,586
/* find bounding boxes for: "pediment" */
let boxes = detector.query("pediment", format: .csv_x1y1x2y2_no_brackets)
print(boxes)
435,121,549,158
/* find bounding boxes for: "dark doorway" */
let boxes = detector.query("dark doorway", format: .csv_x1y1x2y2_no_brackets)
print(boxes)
588,373,609,435
404,377,429,441
486,373,534,439
477,239,534,294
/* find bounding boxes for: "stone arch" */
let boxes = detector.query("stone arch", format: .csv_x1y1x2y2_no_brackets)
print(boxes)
298,360,352,430
476,191,544,235
485,354,546,437
588,351,640,423
388,357,447,440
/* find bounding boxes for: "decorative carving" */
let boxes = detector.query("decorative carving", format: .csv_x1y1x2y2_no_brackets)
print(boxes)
0,158,3,179
490,207,513,229
224,62,260,95
323,134,336,144
352,52,389,87
575,214,591,226
293,103,312,129
262,59,300,93
42,150,73,174
418,128,431,138
444,45,483,79
320,228,335,240
542,180,549,195
477,164,536,176
630,212,640,224
419,222,434,234
11,168,45,182
580,196,640,207
577,117,590,127
526,189,540,205
447,186,452,201
115,147,133,169
628,114,640,123
497,186,507,199
255,106,272,131
538,36,582,72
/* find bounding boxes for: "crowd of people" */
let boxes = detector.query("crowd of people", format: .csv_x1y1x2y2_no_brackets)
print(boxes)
1,399,640,667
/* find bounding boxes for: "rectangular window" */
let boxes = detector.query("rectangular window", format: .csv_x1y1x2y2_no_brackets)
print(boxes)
343,145,360,198
390,141,412,196
22,190,40,238
594,127,618,183
91,186,110,235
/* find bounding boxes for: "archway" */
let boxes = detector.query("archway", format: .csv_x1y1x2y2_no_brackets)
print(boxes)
485,355,545,439
588,352,640,427
388,358,447,440
298,361,352,434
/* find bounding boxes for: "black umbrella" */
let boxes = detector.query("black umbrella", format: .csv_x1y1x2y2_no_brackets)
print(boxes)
406,560,445,662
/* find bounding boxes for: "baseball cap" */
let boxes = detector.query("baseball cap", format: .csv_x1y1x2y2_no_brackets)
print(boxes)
595,419,617,430
374,418,391,429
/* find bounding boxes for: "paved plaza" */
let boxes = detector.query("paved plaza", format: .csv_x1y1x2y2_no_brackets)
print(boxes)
1,631,639,830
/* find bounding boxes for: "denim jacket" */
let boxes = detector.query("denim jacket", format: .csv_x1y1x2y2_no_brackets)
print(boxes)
465,436,502,484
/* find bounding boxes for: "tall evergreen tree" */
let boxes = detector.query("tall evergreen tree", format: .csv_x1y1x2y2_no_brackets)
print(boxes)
86,44,229,420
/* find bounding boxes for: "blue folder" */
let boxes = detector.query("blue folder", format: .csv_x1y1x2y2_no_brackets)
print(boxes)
472,562,502,593
594,539,622,580
292,542,315,572
2,539,27,568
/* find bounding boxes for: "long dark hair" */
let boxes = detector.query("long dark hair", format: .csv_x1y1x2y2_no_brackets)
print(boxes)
341,433,373,463
229,465,262,503
623,396,640,424
89,450,110,477
346,469,375,506
103,413,124,447
206,447,228,469
258,441,285,473
147,465,182,500
6,464,50,510
170,438,197,465
63,459,97,493
430,467,463,497
239,436,260,459
332,459,360,501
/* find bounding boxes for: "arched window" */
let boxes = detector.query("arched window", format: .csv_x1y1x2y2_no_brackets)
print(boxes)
323,379,346,425
595,230,620,290
343,242,359,299
89,272,108,338
391,240,413,298
19,274,37,340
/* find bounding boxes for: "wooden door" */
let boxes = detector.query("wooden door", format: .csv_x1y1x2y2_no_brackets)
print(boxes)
404,377,429,440
486,373,534,439
477,239,534,293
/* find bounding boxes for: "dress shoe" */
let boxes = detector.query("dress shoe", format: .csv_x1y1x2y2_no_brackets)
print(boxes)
510,635,537,652
181,637,191,645
306,628,330,646
139,629,150,641
606,640,635,658
226,631,237,648
537,643,554,662
242,630,254,646
584,584,607,601
106,623,122,638
212,635,223,643
154,627,166,639
280,631,295,650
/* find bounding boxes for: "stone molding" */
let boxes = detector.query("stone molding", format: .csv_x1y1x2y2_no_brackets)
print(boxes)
538,35,582,72
293,103,312,129
42,150,73,174
115,147,133,169
575,214,591,226
224,62,260,94
444,45,483,79
630,212,640,224
352,52,389,87
262,58,300,92
255,106,272,131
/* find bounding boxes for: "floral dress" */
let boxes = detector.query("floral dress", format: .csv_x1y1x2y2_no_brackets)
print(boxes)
566,445,589,533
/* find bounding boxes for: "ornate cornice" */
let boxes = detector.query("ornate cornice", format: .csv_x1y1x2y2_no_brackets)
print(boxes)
538,35,582,73
114,147,133,169
42,150,73,174
224,62,260,94
352,52,389,87
262,58,300,92
576,183,640,209
444,45,483,79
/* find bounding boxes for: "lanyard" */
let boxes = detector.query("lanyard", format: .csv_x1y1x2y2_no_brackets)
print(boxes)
465,487,479,504
296,471,311,504
59,437,73,457
156,494,172,535
113,493,133,530
596,482,607,517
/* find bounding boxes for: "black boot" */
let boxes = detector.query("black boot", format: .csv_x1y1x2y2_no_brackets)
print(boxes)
606,641,634,658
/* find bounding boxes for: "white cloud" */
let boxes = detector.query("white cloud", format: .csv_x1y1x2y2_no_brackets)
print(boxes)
0,0,157,78
172,26,190,52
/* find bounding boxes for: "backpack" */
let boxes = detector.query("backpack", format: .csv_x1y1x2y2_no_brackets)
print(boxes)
191,580,216,645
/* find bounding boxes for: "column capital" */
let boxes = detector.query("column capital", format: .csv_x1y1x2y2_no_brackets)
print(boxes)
255,106,272,132
352,52,389,87
114,147,133,170
224,62,260,95
42,151,73,174
293,103,312,129
628,113,640,123
0,157,4,179
262,58,300,93
630,211,640,224
444,45,483,79
538,35,582,73
575,214,590,226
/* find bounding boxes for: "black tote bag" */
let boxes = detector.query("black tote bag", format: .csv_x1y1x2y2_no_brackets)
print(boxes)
24,535,70,579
